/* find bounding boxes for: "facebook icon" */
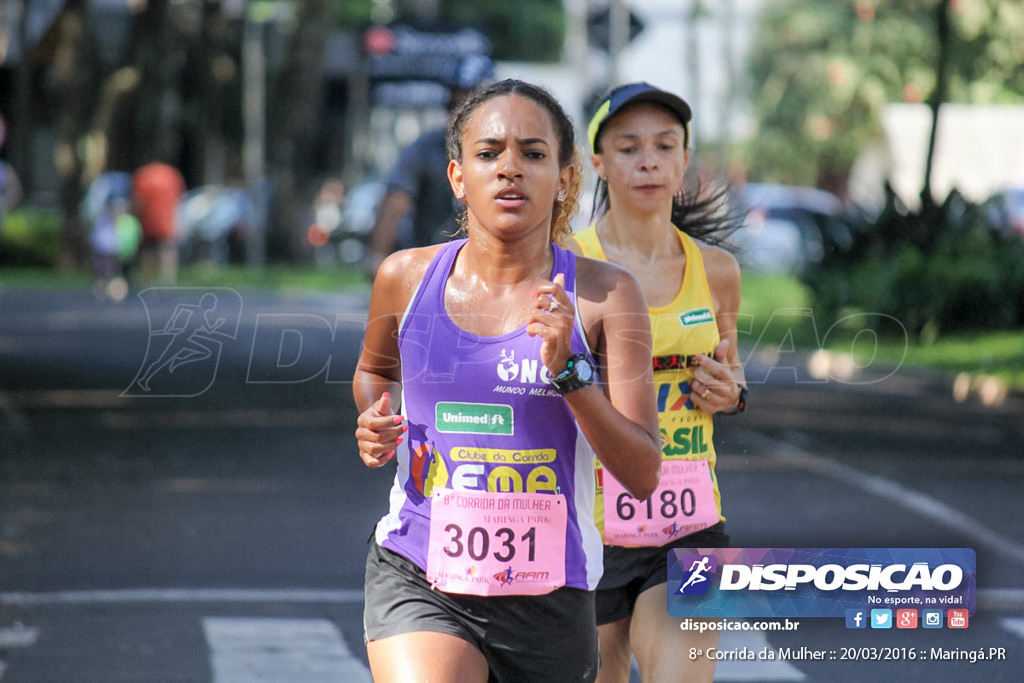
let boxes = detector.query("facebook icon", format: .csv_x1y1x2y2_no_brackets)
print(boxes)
846,609,867,629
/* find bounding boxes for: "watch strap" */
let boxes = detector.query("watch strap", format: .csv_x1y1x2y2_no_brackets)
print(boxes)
551,354,593,395
722,384,747,415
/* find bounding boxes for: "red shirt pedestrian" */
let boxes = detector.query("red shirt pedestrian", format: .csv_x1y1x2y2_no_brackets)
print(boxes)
132,162,185,242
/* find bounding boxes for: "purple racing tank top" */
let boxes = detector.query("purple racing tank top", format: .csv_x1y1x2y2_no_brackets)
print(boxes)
374,238,604,591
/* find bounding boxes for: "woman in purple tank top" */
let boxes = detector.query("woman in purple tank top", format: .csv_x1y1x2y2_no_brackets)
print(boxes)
353,79,662,683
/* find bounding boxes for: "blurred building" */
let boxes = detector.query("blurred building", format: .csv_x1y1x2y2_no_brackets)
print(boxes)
850,104,1024,215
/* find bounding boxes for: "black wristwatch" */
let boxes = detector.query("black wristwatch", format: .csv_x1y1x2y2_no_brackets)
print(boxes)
722,384,748,415
550,354,595,395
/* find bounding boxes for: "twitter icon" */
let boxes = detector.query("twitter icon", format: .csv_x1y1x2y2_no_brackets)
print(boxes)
871,609,893,629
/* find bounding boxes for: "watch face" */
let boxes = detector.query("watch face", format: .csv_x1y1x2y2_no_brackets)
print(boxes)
575,358,594,382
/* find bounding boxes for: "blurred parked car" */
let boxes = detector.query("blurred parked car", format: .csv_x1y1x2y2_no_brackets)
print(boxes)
178,185,252,265
307,177,387,265
729,183,855,274
980,188,1024,240
730,211,808,273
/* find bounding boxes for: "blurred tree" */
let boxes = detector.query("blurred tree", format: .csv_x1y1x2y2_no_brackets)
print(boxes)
267,0,333,262
33,0,567,268
788,0,1024,338
742,0,1024,196
122,0,189,169
35,0,101,269
186,0,241,186
440,0,565,62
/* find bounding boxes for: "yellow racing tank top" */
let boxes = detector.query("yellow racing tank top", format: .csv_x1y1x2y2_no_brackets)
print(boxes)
573,224,724,539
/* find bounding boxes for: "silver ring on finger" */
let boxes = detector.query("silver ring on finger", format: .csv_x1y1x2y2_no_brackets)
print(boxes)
548,300,560,312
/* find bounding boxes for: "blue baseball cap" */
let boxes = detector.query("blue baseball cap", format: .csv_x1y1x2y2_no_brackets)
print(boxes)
587,82,692,152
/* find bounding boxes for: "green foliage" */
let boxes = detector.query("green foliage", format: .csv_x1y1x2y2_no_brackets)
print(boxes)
0,209,63,268
441,0,564,62
333,0,376,27
806,195,1024,340
742,0,1024,186
738,271,820,349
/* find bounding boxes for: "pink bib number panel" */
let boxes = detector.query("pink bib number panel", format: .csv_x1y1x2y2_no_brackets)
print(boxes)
602,459,718,546
426,489,567,596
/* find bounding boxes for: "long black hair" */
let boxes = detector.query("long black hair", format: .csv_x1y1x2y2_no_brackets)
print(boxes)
588,105,741,249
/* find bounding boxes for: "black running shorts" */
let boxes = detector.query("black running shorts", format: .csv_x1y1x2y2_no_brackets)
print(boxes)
595,522,729,625
364,540,600,682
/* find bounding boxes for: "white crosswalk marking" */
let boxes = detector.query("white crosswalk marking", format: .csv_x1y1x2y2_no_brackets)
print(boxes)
202,617,372,683
714,628,806,681
0,623,41,682
0,623,40,648
627,626,806,682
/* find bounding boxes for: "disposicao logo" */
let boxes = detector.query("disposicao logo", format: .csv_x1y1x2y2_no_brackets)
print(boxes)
675,554,718,595
667,548,976,619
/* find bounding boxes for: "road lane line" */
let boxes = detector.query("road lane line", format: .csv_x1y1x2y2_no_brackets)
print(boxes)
100,408,339,429
203,617,371,683
979,588,1024,610
0,588,364,605
770,440,1024,568
2,585,1020,609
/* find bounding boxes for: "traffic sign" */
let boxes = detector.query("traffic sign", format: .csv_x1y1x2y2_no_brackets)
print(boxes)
587,7,645,51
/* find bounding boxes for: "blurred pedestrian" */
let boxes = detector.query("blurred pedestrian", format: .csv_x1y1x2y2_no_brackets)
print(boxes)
572,82,747,683
0,160,22,235
112,195,142,284
364,55,494,280
353,79,661,683
90,196,121,299
132,161,186,284
307,177,346,258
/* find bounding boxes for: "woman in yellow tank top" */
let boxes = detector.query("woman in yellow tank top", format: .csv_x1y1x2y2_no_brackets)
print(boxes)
571,83,748,683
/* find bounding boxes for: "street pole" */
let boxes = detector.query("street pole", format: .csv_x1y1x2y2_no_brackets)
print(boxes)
243,3,267,267
563,0,590,122
10,0,32,195
718,0,735,173
609,0,630,85
686,0,702,149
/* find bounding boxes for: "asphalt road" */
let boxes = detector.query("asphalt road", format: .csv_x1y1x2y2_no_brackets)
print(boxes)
1,286,1022,682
